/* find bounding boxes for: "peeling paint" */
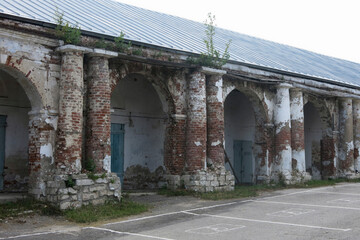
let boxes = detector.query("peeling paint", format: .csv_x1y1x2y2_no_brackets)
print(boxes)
194,141,202,146
103,155,111,172
45,116,58,130
211,140,221,146
215,79,223,102
40,143,54,164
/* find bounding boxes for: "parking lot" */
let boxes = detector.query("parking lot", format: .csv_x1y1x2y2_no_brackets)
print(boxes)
1,183,360,239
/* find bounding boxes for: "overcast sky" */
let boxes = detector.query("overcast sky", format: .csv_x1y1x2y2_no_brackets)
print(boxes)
114,0,360,64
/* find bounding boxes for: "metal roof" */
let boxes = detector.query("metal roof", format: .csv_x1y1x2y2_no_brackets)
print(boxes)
1,0,360,87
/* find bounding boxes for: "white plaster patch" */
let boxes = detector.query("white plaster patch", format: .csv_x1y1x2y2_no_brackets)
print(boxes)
40,143,54,164
215,79,223,102
103,155,111,172
75,158,81,171
45,116,58,130
194,141,202,146
290,96,304,121
292,149,305,172
346,141,354,152
279,146,292,173
211,140,221,146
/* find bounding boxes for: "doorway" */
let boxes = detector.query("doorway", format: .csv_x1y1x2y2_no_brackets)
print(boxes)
234,140,253,184
0,115,6,191
111,123,125,184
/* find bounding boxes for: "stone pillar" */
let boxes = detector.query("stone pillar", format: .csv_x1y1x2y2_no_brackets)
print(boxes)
338,98,355,176
28,109,58,197
86,50,117,173
290,88,306,176
274,83,292,180
353,100,360,173
56,46,88,174
206,69,226,167
186,70,207,172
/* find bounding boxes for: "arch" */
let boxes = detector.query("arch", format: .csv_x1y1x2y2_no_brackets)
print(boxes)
110,70,175,190
0,64,43,112
304,95,334,179
0,65,43,192
224,86,270,184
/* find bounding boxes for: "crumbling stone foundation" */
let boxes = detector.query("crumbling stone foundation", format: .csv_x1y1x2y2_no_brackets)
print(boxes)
43,173,121,210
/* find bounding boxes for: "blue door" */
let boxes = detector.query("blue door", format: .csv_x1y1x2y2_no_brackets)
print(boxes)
234,140,253,184
111,123,125,185
0,115,6,191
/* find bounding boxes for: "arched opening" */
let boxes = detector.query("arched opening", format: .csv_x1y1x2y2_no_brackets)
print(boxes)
0,70,31,191
304,102,322,179
224,89,267,184
111,73,168,190
304,98,334,179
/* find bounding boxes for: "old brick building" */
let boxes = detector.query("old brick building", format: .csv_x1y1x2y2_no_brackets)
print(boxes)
1,0,360,209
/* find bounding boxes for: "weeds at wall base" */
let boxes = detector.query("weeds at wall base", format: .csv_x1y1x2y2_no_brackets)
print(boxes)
0,198,148,224
158,178,360,201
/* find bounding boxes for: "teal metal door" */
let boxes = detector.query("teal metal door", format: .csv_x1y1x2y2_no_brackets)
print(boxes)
111,123,124,184
0,115,6,191
234,140,253,184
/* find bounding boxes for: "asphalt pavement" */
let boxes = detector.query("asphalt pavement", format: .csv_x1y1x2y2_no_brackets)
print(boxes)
1,183,360,239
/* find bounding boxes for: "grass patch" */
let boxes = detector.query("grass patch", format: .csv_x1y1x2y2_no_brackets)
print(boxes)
0,198,148,224
64,200,148,223
158,178,360,201
0,198,60,220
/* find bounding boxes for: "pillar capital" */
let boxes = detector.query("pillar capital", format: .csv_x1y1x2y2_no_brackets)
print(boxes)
199,66,226,76
277,83,293,89
87,48,118,58
56,44,92,54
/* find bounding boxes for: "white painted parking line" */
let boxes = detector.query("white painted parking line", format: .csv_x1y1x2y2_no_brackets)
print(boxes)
105,200,244,226
311,191,360,196
85,227,175,240
202,214,351,232
254,200,360,211
260,189,316,200
185,224,245,235
0,230,72,240
267,208,314,217
326,198,360,204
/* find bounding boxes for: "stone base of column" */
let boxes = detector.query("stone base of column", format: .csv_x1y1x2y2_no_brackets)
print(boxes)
29,173,121,210
256,175,271,184
337,171,360,179
166,167,235,192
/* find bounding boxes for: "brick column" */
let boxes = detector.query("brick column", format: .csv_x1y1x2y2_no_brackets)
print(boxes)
28,109,58,197
86,50,117,173
206,69,226,167
186,70,207,172
353,100,360,173
338,98,355,176
274,83,292,180
56,46,88,174
290,88,306,174
165,114,187,175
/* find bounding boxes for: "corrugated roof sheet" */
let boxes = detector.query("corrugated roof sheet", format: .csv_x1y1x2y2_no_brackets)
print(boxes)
1,0,360,87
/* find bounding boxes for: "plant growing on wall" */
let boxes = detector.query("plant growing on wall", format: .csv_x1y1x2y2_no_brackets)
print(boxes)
114,32,132,52
187,13,231,69
54,9,81,45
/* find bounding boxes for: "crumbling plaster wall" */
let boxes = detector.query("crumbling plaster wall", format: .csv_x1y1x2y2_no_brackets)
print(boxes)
0,71,31,191
0,28,61,193
111,74,167,189
224,90,255,181
223,78,275,182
